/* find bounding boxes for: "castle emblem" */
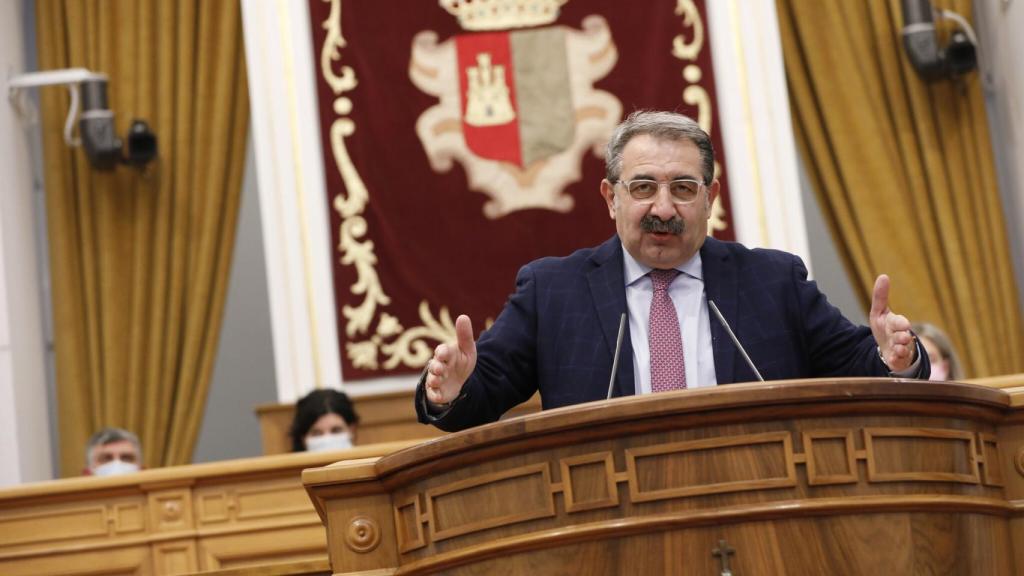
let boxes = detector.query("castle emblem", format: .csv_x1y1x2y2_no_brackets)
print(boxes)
464,53,516,127
410,0,621,218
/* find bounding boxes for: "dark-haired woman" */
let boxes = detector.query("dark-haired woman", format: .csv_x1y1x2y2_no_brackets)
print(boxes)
289,389,360,452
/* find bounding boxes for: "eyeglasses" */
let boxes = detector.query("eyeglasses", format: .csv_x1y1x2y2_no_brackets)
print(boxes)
614,178,705,204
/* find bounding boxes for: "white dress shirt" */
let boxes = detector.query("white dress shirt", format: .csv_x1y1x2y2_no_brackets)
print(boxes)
622,245,718,393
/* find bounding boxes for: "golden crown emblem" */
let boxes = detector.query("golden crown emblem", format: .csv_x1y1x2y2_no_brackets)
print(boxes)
440,0,568,31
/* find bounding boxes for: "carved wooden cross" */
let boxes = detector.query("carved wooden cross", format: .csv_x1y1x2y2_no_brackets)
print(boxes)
712,539,736,576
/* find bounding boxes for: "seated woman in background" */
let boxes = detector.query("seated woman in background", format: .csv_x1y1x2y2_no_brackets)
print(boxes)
289,389,360,452
912,323,965,381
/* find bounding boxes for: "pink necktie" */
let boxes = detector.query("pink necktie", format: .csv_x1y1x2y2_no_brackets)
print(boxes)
649,269,686,392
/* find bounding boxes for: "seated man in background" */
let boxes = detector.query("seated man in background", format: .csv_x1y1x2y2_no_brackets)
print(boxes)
84,427,142,476
289,389,360,452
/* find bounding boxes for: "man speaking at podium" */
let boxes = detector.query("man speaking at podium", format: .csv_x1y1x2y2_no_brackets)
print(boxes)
417,111,929,432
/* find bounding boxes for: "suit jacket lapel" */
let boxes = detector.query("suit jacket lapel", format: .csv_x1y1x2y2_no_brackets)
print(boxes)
586,237,635,397
701,238,737,384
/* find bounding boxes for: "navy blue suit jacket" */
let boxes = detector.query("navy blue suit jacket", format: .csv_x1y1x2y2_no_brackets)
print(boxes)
416,236,928,431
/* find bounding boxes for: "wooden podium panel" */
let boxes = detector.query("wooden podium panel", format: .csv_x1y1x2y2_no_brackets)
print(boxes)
0,441,417,576
304,379,1024,575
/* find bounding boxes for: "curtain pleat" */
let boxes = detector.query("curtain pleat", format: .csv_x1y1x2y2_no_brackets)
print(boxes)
778,0,1024,377
36,0,249,475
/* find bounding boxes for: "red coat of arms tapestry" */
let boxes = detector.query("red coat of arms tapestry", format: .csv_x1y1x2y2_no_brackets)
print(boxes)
309,0,733,381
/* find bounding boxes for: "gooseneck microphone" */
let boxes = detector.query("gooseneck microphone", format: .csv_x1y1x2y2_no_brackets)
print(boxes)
708,300,764,382
606,313,628,399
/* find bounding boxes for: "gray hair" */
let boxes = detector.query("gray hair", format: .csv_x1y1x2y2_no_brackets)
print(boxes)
912,322,965,380
86,427,142,466
604,110,715,184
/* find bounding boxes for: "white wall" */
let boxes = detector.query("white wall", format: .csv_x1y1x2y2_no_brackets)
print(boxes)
976,0,1024,309
0,0,54,486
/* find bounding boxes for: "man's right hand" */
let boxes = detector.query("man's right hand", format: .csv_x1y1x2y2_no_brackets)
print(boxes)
425,314,477,406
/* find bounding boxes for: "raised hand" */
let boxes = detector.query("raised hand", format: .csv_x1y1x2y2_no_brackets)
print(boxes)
425,315,477,405
869,274,917,372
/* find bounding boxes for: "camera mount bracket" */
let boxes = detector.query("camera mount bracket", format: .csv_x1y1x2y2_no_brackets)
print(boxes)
7,67,157,170
8,68,109,147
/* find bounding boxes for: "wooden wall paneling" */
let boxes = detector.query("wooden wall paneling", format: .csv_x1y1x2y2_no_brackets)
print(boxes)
152,539,199,575
0,442,418,575
197,524,328,571
0,546,152,576
183,558,331,576
0,503,114,547
233,478,315,523
192,476,324,538
0,493,149,552
147,488,195,535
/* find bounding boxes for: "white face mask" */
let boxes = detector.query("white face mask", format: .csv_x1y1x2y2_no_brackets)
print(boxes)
92,460,140,477
929,361,950,382
305,432,353,452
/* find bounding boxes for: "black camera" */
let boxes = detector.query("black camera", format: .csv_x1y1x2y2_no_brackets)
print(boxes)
900,0,978,81
124,120,158,166
944,31,977,77
79,79,158,170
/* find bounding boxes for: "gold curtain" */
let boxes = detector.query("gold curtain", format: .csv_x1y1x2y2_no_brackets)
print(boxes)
777,0,1023,378
36,0,249,475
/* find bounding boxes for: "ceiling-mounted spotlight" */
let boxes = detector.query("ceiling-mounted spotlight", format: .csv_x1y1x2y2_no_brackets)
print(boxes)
901,0,978,81
7,68,157,170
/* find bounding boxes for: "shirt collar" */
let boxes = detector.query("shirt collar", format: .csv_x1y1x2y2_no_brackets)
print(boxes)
621,242,703,287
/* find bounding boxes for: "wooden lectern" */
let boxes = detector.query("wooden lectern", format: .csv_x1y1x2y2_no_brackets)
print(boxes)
304,379,1024,575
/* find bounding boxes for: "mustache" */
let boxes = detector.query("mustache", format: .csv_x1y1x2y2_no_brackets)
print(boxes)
640,215,684,235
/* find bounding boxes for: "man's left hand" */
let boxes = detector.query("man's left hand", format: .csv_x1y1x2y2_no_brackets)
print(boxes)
869,274,917,372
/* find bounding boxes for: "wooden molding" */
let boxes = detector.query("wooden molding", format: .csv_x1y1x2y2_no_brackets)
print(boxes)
803,430,858,485
425,463,556,542
559,452,619,513
626,431,797,502
864,427,980,484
